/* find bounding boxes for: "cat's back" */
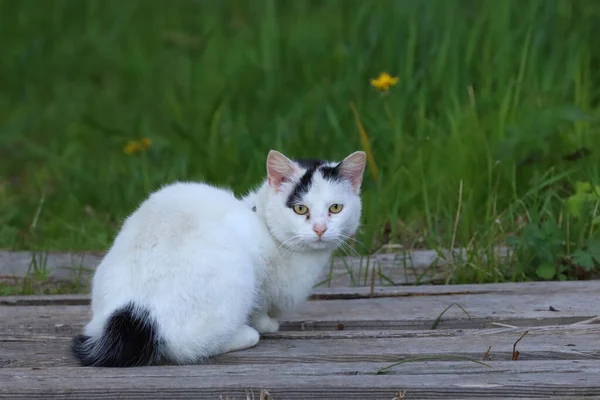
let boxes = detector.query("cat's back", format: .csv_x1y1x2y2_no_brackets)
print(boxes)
113,181,263,253
144,181,238,219
92,181,265,310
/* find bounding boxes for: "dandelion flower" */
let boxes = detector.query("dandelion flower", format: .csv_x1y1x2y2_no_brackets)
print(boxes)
370,72,399,91
124,140,141,155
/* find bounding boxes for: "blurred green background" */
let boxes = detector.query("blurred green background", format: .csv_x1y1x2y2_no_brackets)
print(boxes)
2,0,600,284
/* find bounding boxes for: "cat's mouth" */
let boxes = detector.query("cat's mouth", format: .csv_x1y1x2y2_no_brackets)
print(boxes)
314,234,328,243
307,236,337,249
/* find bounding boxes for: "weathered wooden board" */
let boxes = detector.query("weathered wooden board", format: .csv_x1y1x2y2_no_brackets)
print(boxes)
0,247,511,287
5,359,600,378
2,325,599,368
2,281,599,335
3,279,597,304
2,280,599,398
1,361,600,399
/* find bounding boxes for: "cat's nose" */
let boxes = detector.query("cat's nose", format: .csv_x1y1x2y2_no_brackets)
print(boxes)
312,224,327,237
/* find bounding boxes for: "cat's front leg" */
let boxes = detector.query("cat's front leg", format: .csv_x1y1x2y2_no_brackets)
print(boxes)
250,311,280,333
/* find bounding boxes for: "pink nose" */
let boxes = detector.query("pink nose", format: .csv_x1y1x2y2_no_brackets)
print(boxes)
313,224,327,237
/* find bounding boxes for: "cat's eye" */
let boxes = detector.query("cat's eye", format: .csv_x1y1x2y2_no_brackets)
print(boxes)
293,204,309,215
329,204,343,214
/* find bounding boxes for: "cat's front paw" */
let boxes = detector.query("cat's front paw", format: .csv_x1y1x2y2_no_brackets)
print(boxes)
252,314,280,333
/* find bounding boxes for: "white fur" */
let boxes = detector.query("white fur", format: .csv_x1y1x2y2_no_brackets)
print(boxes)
84,182,269,364
82,150,366,364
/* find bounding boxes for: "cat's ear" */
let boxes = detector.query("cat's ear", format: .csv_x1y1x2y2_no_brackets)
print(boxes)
267,150,298,190
339,151,367,192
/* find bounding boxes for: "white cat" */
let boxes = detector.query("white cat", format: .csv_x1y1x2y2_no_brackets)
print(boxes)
72,150,366,367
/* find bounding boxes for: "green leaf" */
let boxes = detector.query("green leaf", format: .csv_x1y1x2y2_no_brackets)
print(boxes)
567,193,586,218
536,263,556,280
572,250,595,271
575,181,592,194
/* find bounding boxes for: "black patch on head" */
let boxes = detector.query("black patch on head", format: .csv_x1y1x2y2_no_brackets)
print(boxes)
285,159,345,208
71,302,161,367
286,164,319,207
320,162,342,182
294,158,326,169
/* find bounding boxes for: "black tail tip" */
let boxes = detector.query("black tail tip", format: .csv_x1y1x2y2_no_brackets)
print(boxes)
72,334,91,346
71,334,93,366
70,303,161,367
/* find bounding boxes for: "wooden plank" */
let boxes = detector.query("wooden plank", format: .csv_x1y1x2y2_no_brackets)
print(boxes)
1,361,599,398
284,281,600,330
0,308,592,337
313,279,600,298
0,247,512,287
2,323,598,341
2,282,598,334
2,325,599,368
4,359,600,378
2,279,597,305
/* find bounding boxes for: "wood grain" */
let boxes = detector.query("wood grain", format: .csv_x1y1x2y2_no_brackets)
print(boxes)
2,282,598,336
2,325,599,368
1,361,599,399
2,279,599,398
3,279,598,305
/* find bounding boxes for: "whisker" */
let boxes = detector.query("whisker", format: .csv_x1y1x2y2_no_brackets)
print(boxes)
338,240,361,259
338,233,371,253
335,235,369,262
276,235,303,257
334,240,355,258
279,237,301,253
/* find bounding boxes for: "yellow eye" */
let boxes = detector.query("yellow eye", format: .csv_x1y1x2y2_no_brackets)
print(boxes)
293,204,309,215
329,204,343,214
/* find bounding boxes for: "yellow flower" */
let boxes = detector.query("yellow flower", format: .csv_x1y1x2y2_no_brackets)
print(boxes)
123,138,152,155
123,140,141,155
141,137,152,150
370,72,399,91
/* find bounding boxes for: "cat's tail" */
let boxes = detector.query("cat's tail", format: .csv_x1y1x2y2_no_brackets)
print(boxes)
71,302,161,367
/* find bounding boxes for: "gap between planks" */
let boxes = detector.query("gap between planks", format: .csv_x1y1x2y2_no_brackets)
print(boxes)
2,279,600,305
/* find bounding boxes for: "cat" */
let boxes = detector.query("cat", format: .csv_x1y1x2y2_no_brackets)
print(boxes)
71,149,366,367
241,150,366,332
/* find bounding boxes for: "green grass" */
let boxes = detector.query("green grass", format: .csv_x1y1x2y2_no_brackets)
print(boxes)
2,0,600,286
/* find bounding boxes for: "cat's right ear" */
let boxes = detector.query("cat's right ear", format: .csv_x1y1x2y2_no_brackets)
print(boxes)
267,150,298,190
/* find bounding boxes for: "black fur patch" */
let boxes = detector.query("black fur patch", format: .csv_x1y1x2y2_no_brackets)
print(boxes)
286,164,319,207
71,302,161,367
294,158,325,169
320,162,342,182
285,159,344,207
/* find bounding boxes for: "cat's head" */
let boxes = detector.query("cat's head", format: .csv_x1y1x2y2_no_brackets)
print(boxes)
262,149,366,251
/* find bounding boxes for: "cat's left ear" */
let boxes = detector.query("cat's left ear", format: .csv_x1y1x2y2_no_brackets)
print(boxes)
267,150,298,190
339,151,367,193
